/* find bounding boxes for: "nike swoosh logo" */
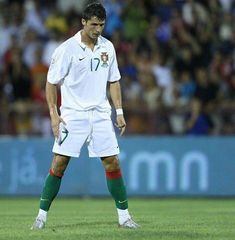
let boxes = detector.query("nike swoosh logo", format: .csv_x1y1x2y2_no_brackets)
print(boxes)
40,198,49,201
118,200,127,204
79,57,85,61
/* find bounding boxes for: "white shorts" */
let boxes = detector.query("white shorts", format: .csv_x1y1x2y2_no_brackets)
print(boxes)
52,109,120,158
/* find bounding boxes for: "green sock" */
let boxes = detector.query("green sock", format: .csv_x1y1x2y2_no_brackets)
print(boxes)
39,170,62,211
106,169,128,210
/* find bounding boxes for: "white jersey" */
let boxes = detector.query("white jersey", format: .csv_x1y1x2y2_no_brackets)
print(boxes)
47,31,121,111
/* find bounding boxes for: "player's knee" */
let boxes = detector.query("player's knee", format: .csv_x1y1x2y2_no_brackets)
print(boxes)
50,163,67,177
50,154,70,177
50,168,64,178
102,155,120,171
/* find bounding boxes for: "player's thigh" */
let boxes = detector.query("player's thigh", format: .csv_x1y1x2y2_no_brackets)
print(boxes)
53,117,91,157
88,111,119,157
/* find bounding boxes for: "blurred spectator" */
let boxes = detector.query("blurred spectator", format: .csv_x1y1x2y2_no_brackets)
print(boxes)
219,0,233,12
177,70,196,106
0,15,12,62
44,8,68,34
185,98,214,135
42,29,64,66
57,0,86,13
30,46,48,103
1,0,235,136
139,71,162,111
151,52,175,108
182,0,208,27
24,0,48,38
103,0,124,36
122,0,148,40
22,28,41,67
3,44,31,101
10,101,33,136
194,68,217,104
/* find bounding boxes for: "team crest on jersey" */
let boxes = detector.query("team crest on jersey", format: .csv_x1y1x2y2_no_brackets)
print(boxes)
101,52,109,67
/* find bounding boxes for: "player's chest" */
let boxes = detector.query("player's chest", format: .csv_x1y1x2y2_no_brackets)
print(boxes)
72,47,111,74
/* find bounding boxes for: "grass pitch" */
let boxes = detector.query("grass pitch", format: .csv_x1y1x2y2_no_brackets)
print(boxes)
0,197,234,240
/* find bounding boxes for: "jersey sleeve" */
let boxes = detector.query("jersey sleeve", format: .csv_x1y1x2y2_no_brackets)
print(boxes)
47,45,71,84
108,45,121,82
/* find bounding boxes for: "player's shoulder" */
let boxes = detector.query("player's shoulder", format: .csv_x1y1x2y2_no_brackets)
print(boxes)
99,36,115,50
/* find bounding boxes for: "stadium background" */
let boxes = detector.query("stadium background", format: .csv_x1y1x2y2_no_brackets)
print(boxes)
1,0,235,197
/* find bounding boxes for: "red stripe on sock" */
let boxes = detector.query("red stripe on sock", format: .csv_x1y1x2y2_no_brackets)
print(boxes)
49,169,63,178
106,169,122,179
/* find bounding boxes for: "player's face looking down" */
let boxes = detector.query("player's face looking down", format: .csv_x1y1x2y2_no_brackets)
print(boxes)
82,16,105,40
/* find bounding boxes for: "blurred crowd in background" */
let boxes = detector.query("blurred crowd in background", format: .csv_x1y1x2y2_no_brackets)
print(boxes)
0,0,235,136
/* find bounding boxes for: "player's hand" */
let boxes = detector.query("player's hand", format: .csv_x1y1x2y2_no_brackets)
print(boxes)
115,115,126,136
51,115,66,138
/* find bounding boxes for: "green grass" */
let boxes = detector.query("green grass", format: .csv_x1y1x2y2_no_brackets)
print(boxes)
0,198,235,240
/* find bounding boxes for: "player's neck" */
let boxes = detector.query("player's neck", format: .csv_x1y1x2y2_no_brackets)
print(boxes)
81,30,97,50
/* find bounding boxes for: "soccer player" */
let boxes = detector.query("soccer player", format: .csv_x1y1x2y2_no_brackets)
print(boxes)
31,2,139,229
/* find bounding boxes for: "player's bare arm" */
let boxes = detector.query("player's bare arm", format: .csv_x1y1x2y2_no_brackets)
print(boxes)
109,81,126,135
46,81,65,138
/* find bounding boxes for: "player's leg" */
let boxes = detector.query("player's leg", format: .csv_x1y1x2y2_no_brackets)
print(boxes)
88,110,139,228
101,155,128,209
101,155,139,228
31,110,91,229
31,154,70,229
40,154,70,212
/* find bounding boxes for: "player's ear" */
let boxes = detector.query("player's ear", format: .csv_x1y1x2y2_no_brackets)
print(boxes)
81,19,86,26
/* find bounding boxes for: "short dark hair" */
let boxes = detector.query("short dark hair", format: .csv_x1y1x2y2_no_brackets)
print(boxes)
82,2,106,21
